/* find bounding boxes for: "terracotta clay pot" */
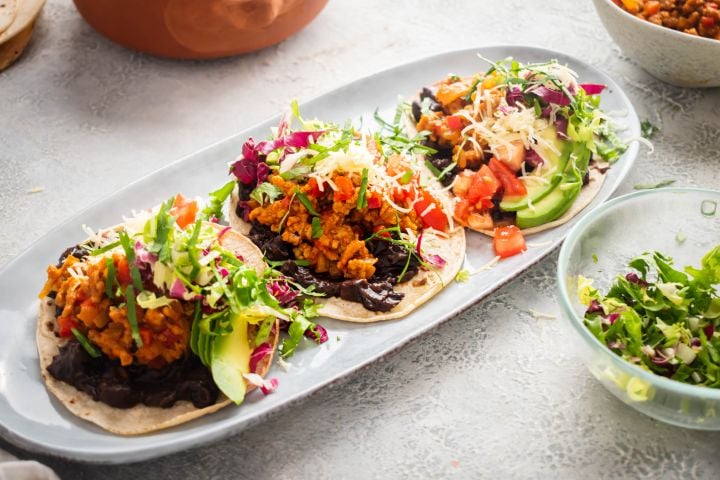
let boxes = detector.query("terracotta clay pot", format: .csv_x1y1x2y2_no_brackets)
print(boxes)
72,0,328,59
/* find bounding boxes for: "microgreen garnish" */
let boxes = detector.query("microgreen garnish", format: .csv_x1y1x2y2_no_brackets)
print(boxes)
357,168,369,209
311,217,323,239
105,257,117,298
278,193,296,233
71,328,101,358
250,182,283,205
374,105,437,158
641,119,659,139
295,188,318,216
124,285,144,348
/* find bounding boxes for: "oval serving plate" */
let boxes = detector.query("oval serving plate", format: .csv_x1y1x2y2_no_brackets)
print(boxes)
0,45,639,463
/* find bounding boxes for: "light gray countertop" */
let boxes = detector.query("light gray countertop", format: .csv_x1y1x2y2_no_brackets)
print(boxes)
1,0,719,478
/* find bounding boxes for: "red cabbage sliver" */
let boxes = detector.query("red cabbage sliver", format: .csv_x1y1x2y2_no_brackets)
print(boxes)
555,115,569,140
530,85,570,106
169,279,186,299
249,342,274,373
268,280,298,307
580,83,606,95
305,324,328,344
524,148,544,168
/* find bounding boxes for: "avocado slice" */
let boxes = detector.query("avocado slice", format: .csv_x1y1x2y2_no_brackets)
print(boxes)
515,143,590,229
500,129,572,212
211,314,251,404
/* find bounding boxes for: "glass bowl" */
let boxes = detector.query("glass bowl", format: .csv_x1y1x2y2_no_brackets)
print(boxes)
557,188,720,429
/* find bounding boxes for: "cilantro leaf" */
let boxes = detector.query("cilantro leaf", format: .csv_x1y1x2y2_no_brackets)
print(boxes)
250,182,283,205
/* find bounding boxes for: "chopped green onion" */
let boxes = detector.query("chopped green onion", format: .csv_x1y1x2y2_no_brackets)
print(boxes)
295,188,318,216
295,259,310,267
105,257,117,298
311,217,323,239
90,240,121,256
592,253,599,264
399,169,413,185
438,161,457,180
676,231,687,244
124,285,144,348
462,78,482,102
71,328,101,358
118,231,144,293
357,168,369,209
424,160,442,178
187,219,202,280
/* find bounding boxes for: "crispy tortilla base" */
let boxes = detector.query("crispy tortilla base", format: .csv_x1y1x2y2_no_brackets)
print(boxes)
36,225,277,435
229,183,466,322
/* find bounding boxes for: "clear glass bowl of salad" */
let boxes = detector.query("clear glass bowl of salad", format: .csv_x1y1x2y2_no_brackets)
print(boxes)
557,187,720,429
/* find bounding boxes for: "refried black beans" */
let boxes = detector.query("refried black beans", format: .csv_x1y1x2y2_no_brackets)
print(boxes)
48,341,219,409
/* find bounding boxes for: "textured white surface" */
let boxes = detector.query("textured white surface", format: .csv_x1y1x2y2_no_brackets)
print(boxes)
1,0,719,478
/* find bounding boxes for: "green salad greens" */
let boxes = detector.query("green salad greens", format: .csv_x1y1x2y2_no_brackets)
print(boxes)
580,245,720,387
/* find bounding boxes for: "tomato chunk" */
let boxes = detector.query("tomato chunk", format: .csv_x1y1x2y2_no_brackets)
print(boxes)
57,316,78,338
467,165,500,204
488,158,527,197
414,191,448,232
170,194,198,229
140,327,153,347
367,191,382,209
333,176,355,201
446,115,464,131
306,177,322,197
116,257,132,285
493,225,527,259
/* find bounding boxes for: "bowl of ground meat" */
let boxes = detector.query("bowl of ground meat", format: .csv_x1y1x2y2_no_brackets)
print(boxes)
594,0,720,87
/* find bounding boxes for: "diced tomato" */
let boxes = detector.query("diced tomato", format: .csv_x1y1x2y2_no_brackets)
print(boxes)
393,185,416,204
373,225,391,238
333,176,355,202
701,15,716,28
446,115,464,131
140,328,153,347
413,191,448,232
493,225,527,259
306,178,322,197
57,316,78,338
170,194,198,230
116,257,131,285
454,198,472,222
488,158,527,197
367,192,382,209
467,166,500,204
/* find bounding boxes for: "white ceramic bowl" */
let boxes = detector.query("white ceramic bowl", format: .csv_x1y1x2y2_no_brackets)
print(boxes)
593,0,720,87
